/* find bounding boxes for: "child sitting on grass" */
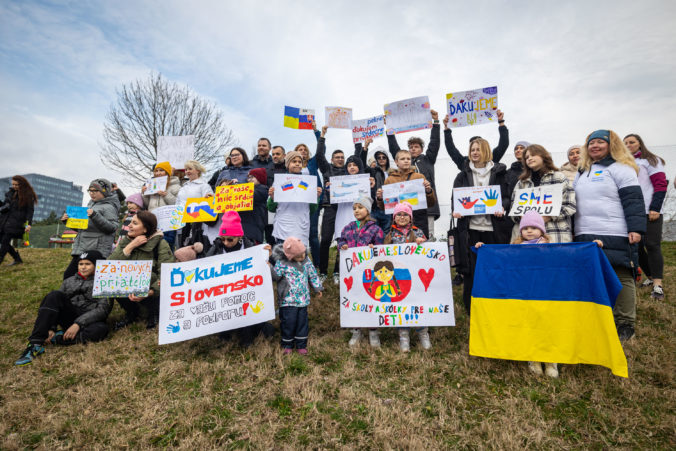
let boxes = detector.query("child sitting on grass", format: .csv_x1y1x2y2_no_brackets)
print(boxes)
271,237,323,355
15,250,112,366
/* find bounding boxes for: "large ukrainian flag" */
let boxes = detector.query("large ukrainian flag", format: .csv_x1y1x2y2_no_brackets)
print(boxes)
469,242,628,378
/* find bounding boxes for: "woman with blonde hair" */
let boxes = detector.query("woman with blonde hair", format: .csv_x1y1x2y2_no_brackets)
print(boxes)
175,160,214,249
574,130,645,341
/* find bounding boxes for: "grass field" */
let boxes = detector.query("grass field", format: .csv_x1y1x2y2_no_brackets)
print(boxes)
0,246,674,449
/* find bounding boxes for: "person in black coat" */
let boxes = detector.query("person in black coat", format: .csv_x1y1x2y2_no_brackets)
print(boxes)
355,138,392,233
0,175,37,265
239,168,269,244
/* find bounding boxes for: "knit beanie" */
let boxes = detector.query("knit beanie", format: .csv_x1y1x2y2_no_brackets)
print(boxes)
567,145,581,156
174,243,204,262
588,130,610,144
89,178,113,197
282,237,306,260
285,151,302,168
392,202,412,219
514,141,530,149
519,210,546,235
219,210,244,237
154,161,173,176
78,250,104,265
354,196,372,213
126,193,144,209
248,168,267,185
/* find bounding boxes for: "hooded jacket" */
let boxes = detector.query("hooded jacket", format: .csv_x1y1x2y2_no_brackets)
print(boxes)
270,244,323,308
70,193,120,257
109,231,175,294
239,183,269,244
0,188,34,238
143,176,181,211
60,272,113,327
354,143,390,200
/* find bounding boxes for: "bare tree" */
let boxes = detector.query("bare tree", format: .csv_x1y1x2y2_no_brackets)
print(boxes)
100,72,237,184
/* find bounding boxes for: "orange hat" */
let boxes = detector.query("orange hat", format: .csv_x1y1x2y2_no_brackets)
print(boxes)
154,161,173,176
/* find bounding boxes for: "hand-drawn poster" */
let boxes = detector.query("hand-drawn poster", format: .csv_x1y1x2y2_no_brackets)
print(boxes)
157,135,195,170
352,115,385,143
453,185,503,216
446,86,499,128
158,245,275,345
214,183,254,213
273,174,318,203
509,184,564,217
153,204,184,232
383,96,432,134
93,260,153,298
329,174,371,204
339,243,454,328
284,106,315,130
66,206,89,229
181,197,218,223
143,176,168,195
382,179,428,214
325,106,353,129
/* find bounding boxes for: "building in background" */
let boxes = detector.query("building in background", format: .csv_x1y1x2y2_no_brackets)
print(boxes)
0,174,83,221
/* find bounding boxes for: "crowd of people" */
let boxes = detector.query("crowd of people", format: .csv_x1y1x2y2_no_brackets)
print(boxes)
1,113,669,375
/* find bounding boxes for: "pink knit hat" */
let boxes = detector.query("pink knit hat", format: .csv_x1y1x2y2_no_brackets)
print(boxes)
219,211,244,237
282,237,306,260
174,243,204,262
126,193,144,209
392,202,412,219
520,210,546,234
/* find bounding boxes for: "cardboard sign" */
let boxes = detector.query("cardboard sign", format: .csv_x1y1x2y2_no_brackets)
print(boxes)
181,197,218,223
509,184,564,217
284,106,315,130
92,260,153,298
66,206,88,229
383,96,432,134
329,174,371,204
143,176,168,195
273,174,318,203
339,243,454,328
446,86,498,128
453,185,503,216
352,115,385,143
214,183,254,213
157,135,195,170
153,205,184,232
158,245,275,345
382,179,428,214
325,106,353,129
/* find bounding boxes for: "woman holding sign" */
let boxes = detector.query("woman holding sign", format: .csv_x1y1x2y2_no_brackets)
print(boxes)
215,147,253,185
175,160,214,250
510,145,576,243
0,175,37,266
142,162,181,248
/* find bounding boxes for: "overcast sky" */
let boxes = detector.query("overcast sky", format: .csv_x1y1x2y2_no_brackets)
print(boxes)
1,0,675,234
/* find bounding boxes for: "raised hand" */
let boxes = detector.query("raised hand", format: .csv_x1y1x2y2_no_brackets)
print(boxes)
431,109,439,121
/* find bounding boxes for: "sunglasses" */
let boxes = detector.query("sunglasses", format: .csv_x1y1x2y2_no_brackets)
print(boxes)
220,237,238,243
376,155,387,160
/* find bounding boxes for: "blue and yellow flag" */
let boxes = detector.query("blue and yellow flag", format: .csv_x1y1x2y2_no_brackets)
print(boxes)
284,106,315,130
469,242,628,378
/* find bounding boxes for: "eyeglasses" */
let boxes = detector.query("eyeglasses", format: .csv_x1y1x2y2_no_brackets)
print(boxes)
87,189,100,193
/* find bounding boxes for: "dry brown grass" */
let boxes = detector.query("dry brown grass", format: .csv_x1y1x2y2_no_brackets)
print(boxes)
0,246,674,449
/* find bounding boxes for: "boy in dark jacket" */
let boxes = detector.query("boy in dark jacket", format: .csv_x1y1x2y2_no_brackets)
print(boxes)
15,250,112,365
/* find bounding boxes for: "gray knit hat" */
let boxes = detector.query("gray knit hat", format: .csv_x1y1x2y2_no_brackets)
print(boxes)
354,196,372,213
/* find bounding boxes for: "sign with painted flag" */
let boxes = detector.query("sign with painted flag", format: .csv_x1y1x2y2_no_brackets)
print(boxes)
157,135,195,170
469,242,628,378
272,174,318,203
66,206,89,229
339,243,454,328
283,106,315,130
383,96,432,134
352,115,385,143
382,179,428,213
143,176,168,195
181,197,218,223
446,86,499,128
158,245,275,345
452,185,503,216
153,204,184,232
509,184,564,217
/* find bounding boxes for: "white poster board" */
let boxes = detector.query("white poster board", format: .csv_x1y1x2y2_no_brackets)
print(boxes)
352,115,385,143
158,245,275,345
93,260,153,298
509,184,564,217
157,135,195,170
329,174,371,204
382,179,428,214
339,243,454,328
325,106,353,129
143,176,168,195
383,96,432,134
445,86,498,128
153,204,184,232
273,174,318,203
452,185,503,216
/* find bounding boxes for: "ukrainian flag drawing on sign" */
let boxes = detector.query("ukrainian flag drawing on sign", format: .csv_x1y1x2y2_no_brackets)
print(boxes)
469,242,628,378
284,106,315,130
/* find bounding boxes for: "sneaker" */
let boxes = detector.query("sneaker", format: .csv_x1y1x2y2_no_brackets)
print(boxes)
15,344,45,366
332,273,340,285
282,348,293,355
368,330,381,348
641,278,653,288
528,361,543,375
544,363,559,378
418,329,432,350
319,274,328,284
398,330,410,353
146,315,158,330
651,285,664,300
452,274,464,286
297,348,308,355
49,330,64,345
348,329,362,347
114,315,139,331
617,324,635,342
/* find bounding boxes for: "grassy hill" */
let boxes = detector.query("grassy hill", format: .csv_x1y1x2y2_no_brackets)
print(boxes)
0,246,674,448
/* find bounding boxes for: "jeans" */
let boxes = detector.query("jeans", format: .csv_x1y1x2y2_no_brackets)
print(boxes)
279,306,309,349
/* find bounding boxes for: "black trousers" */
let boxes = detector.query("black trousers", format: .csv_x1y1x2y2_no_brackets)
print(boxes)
28,291,109,345
463,229,499,316
639,214,664,280
279,306,309,349
412,209,429,239
0,231,21,264
319,206,339,275
116,295,159,320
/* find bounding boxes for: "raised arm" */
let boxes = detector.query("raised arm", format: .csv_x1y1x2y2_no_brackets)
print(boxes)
426,110,441,164
385,116,401,160
316,125,330,174
492,109,510,163
354,137,372,167
443,114,467,170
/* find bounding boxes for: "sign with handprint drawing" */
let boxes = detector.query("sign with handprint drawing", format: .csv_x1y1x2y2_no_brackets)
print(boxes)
452,185,503,216
158,245,275,345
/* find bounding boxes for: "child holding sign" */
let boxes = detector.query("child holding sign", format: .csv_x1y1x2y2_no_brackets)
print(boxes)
15,250,112,366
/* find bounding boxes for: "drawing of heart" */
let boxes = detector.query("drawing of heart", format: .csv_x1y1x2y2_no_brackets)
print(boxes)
418,268,435,292
184,269,197,283
344,276,353,291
